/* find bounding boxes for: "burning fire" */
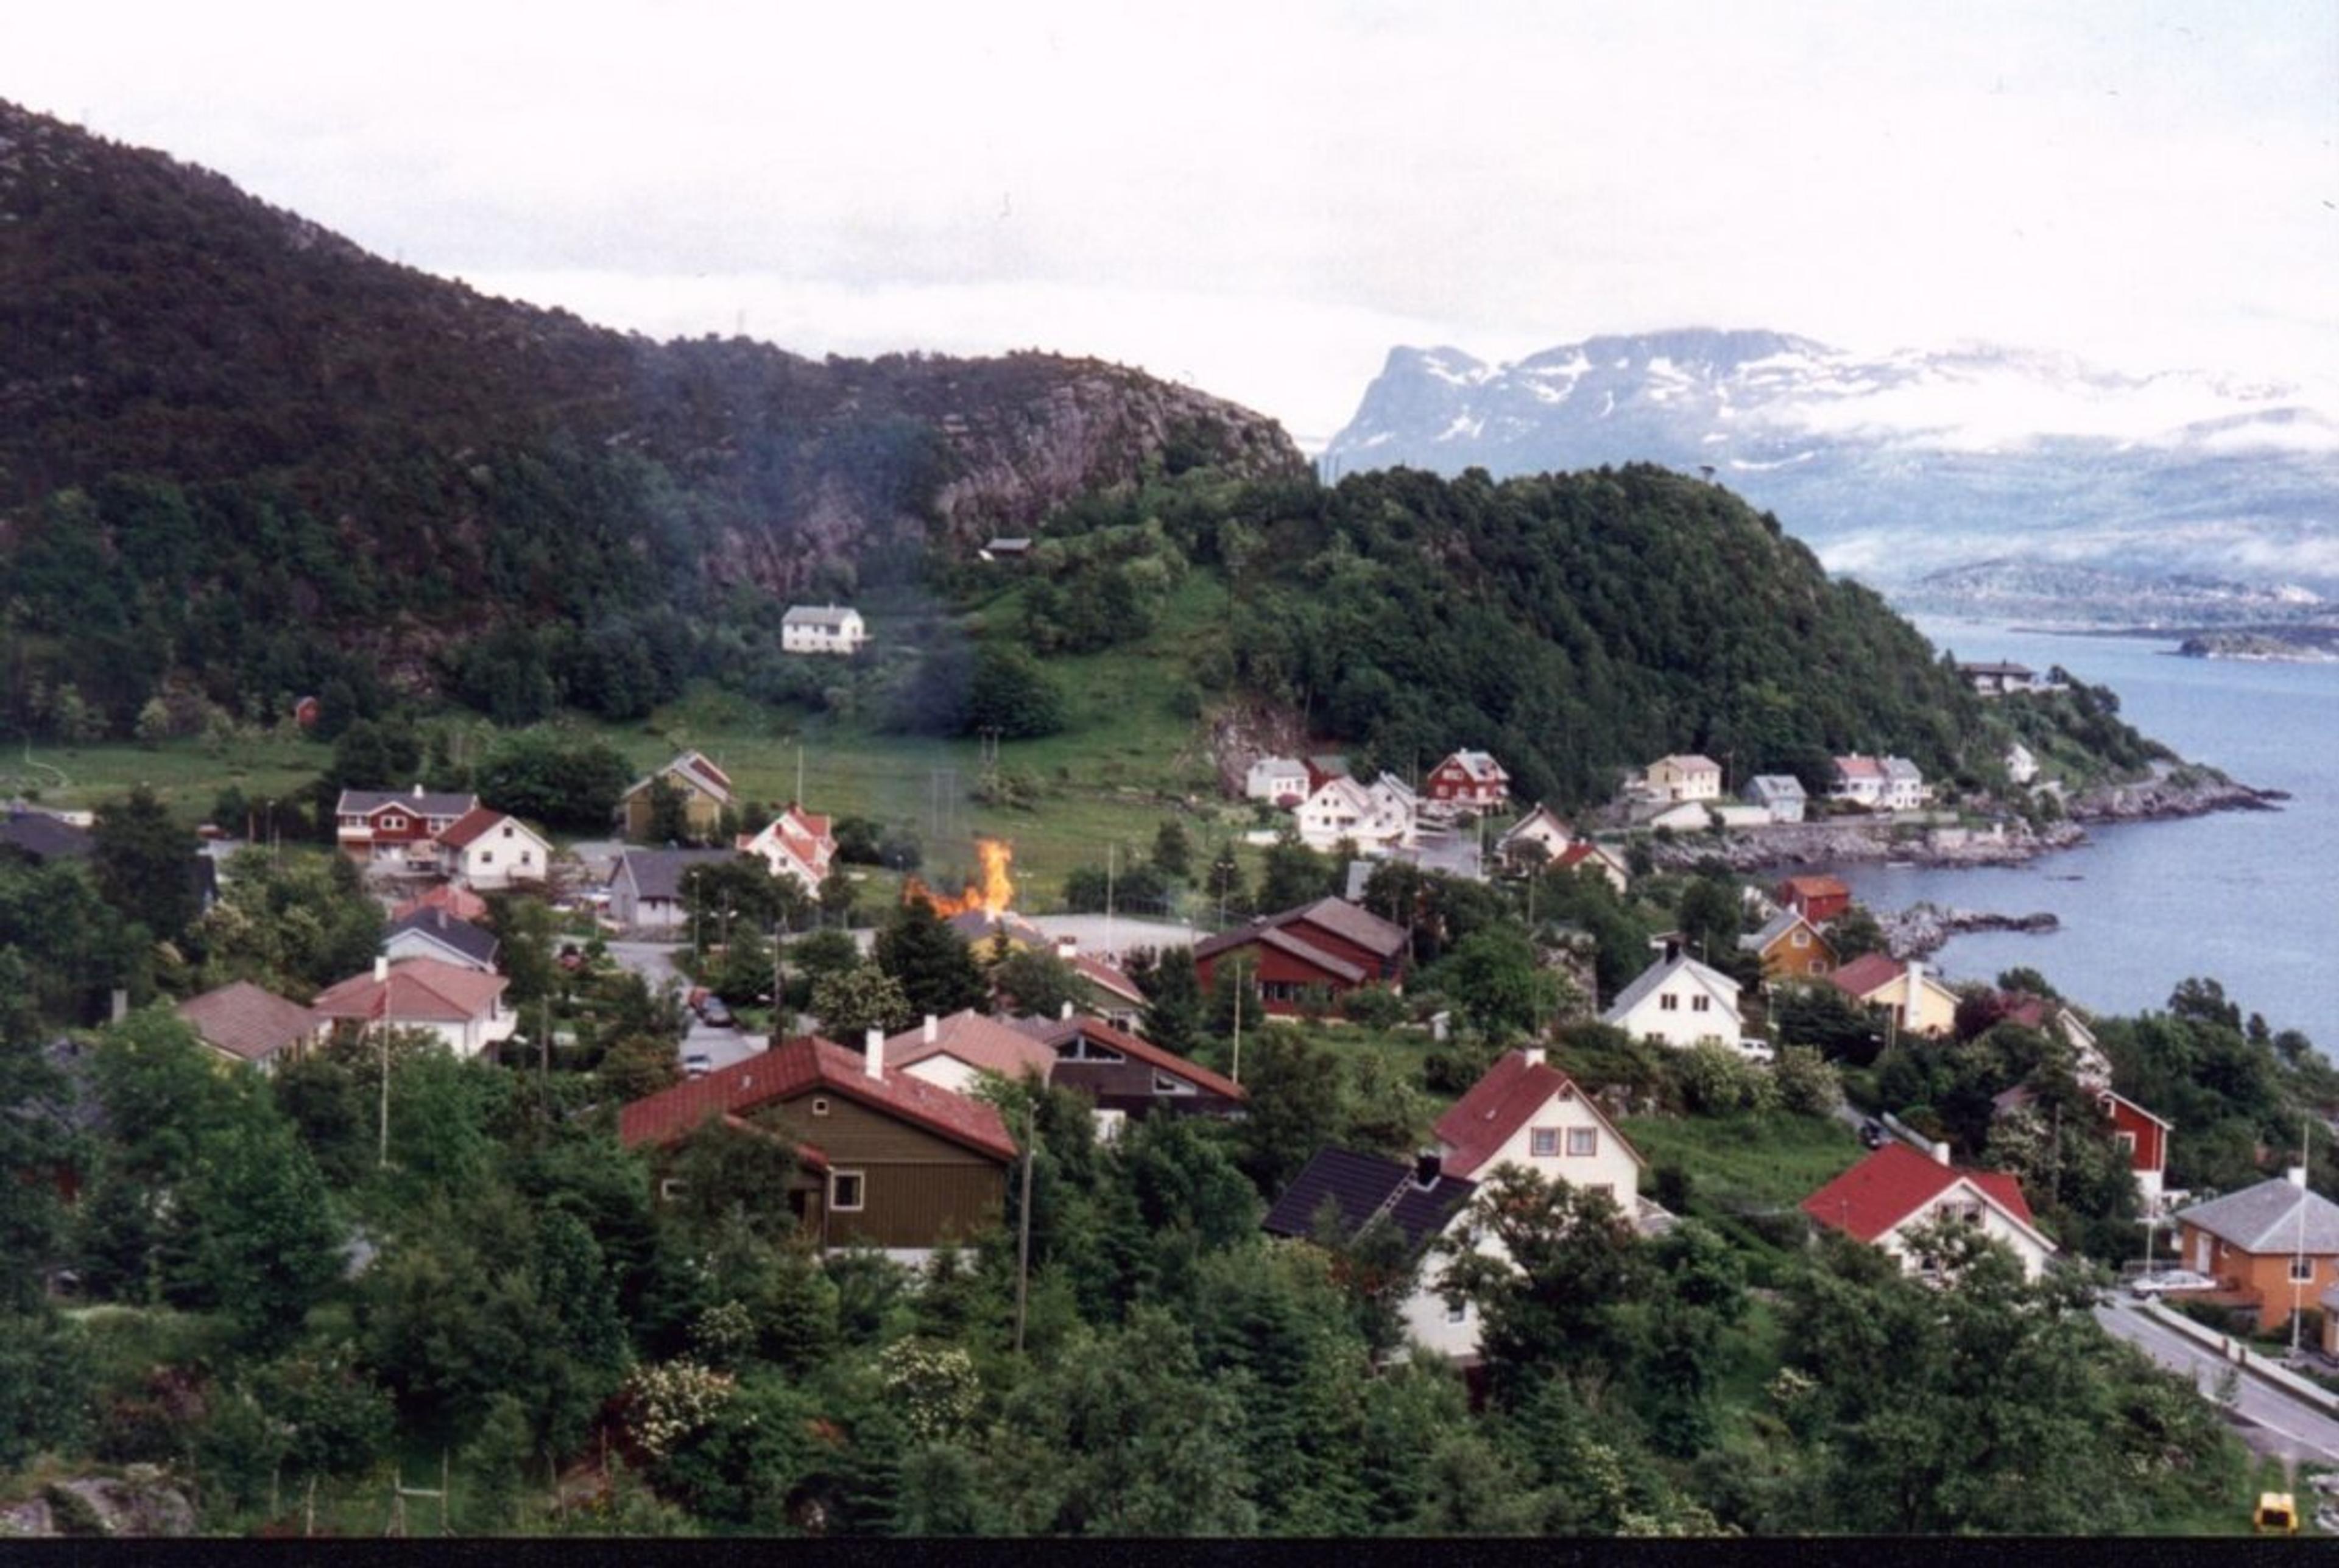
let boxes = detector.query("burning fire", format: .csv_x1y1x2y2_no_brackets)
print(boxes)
903,838,1015,917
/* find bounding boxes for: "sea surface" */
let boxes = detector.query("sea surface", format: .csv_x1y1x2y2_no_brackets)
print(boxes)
1821,617,2338,1038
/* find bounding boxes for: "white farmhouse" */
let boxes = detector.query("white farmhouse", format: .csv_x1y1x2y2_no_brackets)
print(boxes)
1244,756,1311,806
781,604,868,655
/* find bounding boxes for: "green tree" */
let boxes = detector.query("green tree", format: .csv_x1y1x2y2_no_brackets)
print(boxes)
874,899,987,1019
810,963,914,1038
188,1113,344,1351
92,784,197,944
1150,820,1193,879
963,645,1067,739
990,947,1084,1020
1232,1029,1344,1197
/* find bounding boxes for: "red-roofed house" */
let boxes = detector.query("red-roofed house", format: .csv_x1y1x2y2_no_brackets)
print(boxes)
334,787,481,869
2099,1089,2175,1214
885,1010,1060,1096
1431,1047,1647,1207
1193,897,1408,1016
175,981,323,1073
737,805,837,896
619,1033,1014,1255
1827,754,1889,808
1802,1142,2056,1280
437,808,553,891
311,957,515,1056
1830,955,1961,1039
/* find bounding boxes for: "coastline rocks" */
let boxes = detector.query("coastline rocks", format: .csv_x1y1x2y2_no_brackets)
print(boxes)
2066,772,2286,822
1643,817,2076,873
1880,901,2059,960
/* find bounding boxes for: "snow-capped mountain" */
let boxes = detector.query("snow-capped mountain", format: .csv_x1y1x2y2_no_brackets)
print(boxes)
1323,329,2339,593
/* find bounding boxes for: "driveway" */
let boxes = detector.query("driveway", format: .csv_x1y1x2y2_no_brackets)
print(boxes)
2094,1295,2339,1464
604,938,767,1072
607,940,686,994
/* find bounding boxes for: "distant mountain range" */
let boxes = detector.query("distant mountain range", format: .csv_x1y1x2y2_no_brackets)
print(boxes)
1323,329,2339,600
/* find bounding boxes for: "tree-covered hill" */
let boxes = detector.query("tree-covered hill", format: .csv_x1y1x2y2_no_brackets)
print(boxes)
0,99,1300,733
1008,463,2001,809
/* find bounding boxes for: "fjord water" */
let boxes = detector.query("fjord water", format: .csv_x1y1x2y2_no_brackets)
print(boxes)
1825,617,2338,1036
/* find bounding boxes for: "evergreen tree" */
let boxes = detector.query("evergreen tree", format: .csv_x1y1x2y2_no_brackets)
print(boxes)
874,900,988,1019
91,784,197,943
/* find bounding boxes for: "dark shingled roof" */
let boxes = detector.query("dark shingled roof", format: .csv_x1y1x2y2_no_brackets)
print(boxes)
1263,1147,1477,1256
0,810,94,862
384,907,501,969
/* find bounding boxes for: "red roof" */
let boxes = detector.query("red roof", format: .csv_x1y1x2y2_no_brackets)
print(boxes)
618,1036,1017,1162
311,958,507,1024
1827,952,1907,1000
1780,874,1849,901
1430,1049,1644,1181
1067,954,1146,1006
176,981,319,1063
393,884,491,923
1801,1142,2038,1243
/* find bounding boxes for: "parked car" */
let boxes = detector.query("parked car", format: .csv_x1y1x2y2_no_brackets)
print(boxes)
697,996,734,1028
1859,1120,1888,1149
683,1052,713,1079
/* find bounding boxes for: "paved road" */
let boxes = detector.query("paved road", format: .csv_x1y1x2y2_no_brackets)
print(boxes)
2094,1295,2339,1464
603,940,767,1072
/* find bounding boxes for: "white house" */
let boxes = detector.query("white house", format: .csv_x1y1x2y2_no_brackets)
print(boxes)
2005,742,2039,787
1296,774,1414,853
1600,949,1744,1049
1742,775,1807,823
780,605,868,655
1828,754,1887,807
1244,756,1311,807
1881,756,1929,811
1803,1142,2057,1282
1642,754,1723,803
437,808,553,892
310,957,515,1058
1262,1148,1487,1363
737,805,837,896
1497,804,1575,869
1363,773,1419,848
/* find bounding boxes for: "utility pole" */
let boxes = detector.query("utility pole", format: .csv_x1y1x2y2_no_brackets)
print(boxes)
2293,1113,2312,1357
1231,960,1245,1086
1014,1099,1036,1355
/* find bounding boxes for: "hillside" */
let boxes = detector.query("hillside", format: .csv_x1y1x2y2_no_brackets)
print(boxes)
1322,329,2339,595
0,100,1302,732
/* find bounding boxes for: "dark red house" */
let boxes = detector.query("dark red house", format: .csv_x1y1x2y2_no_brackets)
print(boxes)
1193,897,1408,1016
1777,874,1852,926
1425,750,1511,809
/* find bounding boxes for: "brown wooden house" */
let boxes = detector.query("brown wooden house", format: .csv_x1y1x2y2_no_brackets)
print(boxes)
619,1033,1016,1255
1030,1014,1247,1121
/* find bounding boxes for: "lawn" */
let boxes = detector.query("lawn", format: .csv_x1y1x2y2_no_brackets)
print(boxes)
1619,1111,1862,1222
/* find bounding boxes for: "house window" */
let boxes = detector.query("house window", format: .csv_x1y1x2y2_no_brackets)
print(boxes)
2113,1131,2137,1155
811,1097,830,1117
1152,1071,1193,1095
2293,1256,2317,1283
1567,1128,1597,1157
1531,1128,1559,1157
1659,994,1679,1011
1588,1183,1614,1199
830,1171,865,1211
1691,995,1710,1013
479,851,494,865
1445,1300,1468,1325
1791,930,1809,947
658,1177,685,1201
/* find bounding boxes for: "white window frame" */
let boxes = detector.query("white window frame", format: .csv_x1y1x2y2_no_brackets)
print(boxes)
1530,1128,1559,1158
1567,1128,1597,1158
830,1170,866,1212
2291,1256,2316,1283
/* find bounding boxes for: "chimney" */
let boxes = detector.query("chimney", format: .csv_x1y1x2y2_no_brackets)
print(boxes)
1663,938,1682,963
864,1027,884,1080
1928,1141,1952,1166
1060,1000,1074,1021
1055,934,1078,960
374,956,389,984
1413,1151,1441,1189
412,782,425,798
2288,1166,2309,1187
1522,1046,1547,1067
923,1014,939,1044
1905,960,1925,1007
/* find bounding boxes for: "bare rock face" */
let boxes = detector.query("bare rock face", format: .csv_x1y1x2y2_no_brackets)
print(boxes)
2,1470,197,1537
928,369,1305,546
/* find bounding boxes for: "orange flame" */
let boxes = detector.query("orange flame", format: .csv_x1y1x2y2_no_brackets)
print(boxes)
903,838,1014,917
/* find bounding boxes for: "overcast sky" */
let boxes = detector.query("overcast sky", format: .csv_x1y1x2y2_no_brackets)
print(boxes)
10,1,2335,445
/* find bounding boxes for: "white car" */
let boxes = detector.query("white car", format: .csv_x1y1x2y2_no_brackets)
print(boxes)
682,1052,713,1079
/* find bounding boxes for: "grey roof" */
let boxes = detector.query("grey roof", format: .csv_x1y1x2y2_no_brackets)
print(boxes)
1280,897,1409,959
1263,1147,1478,1257
0,810,94,861
781,604,859,627
612,848,746,901
1601,951,1741,1024
1883,756,1925,782
1738,909,1807,953
2176,1177,2339,1254
336,788,479,818
1744,774,1806,801
384,908,501,968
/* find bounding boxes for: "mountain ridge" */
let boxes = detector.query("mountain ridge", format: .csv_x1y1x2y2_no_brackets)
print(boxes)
1324,327,2339,593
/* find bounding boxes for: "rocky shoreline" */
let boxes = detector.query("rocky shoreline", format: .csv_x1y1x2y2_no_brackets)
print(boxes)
1877,902,2059,961
1641,771,2283,874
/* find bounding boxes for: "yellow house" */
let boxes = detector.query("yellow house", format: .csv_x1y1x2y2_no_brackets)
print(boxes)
618,751,735,842
1829,954,1961,1038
